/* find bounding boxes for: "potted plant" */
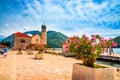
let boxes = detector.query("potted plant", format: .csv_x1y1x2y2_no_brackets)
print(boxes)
17,48,22,55
35,50,43,59
65,34,117,80
35,45,44,59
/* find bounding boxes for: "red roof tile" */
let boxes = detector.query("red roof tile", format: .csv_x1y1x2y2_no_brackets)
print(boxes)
15,32,31,38
0,44,5,48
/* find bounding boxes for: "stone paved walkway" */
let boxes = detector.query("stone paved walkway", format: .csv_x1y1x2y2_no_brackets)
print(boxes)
0,51,119,80
0,51,81,80
0,51,16,80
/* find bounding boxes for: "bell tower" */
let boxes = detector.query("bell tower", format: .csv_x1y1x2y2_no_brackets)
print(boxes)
41,24,47,44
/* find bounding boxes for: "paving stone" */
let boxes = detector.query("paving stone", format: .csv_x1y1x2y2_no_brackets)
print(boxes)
0,51,119,80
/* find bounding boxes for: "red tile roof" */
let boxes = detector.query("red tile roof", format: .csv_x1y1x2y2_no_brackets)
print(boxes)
0,44,5,48
15,32,31,38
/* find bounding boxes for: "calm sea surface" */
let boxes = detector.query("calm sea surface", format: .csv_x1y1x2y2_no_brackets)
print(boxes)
97,48,120,68
54,48,120,68
96,60,120,68
113,48,120,54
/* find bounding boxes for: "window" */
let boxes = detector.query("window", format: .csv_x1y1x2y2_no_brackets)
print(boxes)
36,39,38,42
21,39,25,43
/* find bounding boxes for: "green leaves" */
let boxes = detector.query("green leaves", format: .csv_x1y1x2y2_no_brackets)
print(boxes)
66,34,117,67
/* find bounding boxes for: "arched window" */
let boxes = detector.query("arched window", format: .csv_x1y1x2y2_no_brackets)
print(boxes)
36,39,38,42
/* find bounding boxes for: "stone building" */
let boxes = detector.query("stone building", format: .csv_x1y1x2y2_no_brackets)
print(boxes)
41,25,47,44
31,34,41,45
13,25,47,50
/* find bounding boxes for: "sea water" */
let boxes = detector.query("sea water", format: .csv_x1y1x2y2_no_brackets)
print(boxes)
54,48,120,67
55,48,120,54
96,48,120,68
96,60,120,68
113,48,120,54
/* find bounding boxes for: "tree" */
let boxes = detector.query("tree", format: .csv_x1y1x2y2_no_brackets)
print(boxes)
1,41,11,48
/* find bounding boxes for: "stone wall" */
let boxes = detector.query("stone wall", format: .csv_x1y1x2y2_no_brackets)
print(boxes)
31,34,41,45
72,63,114,80
41,29,47,44
14,36,31,50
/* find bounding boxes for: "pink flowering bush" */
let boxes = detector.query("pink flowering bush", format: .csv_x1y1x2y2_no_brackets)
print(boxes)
66,34,117,67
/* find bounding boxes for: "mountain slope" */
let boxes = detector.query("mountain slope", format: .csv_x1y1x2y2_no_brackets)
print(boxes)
2,34,14,46
113,36,120,47
47,31,68,48
24,30,41,35
2,30,68,48
0,35,6,41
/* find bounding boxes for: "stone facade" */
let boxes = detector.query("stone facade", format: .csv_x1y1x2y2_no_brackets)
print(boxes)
41,25,47,44
31,34,41,45
14,32,31,50
13,25,47,50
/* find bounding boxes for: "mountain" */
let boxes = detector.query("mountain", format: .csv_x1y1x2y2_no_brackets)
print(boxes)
2,30,68,48
2,34,14,46
0,35,6,41
47,31,68,48
24,30,41,35
113,36,120,47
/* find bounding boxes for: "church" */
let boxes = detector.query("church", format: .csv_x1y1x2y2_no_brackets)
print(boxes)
13,25,47,50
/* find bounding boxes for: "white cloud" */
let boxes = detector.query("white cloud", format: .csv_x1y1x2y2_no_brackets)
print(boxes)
1,0,120,39
24,3,40,19
61,27,120,39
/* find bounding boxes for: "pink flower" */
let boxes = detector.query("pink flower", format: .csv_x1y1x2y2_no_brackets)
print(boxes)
91,34,98,37
112,42,117,47
65,46,69,52
84,49,87,53
64,34,118,67
100,37,105,41
109,38,113,40
64,34,117,54
69,37,73,40
75,45,79,49
91,37,96,41
92,43,96,47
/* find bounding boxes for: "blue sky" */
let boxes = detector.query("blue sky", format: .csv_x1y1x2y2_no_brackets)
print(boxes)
0,0,120,38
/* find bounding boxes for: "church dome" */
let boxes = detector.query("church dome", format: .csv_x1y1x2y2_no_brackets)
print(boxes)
42,25,46,29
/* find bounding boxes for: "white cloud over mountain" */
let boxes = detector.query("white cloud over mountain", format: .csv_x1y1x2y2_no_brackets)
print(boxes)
0,0,120,38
